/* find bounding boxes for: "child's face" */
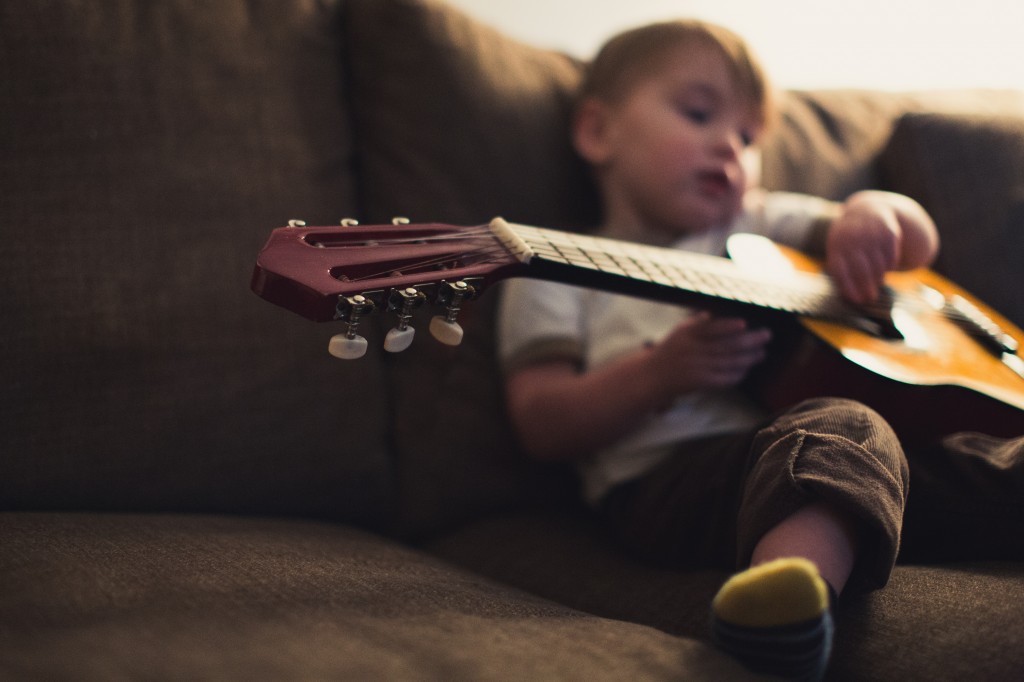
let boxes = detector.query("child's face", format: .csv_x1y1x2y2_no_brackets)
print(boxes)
582,45,764,237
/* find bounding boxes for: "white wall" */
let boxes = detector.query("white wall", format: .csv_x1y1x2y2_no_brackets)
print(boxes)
444,0,1024,90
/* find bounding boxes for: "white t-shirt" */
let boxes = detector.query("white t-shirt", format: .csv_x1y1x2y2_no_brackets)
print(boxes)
497,190,839,504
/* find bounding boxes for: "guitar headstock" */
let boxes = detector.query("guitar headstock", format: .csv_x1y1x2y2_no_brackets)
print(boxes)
251,217,531,358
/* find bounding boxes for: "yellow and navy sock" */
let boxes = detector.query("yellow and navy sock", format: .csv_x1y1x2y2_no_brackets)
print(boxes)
710,558,834,682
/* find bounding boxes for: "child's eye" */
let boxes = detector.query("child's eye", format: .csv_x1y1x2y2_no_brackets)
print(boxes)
684,108,711,124
740,130,755,147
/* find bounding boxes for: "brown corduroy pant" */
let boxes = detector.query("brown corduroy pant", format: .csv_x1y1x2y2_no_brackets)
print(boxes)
600,397,1024,592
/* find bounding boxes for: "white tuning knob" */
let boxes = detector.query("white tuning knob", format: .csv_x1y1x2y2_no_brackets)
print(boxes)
384,326,416,352
330,294,375,360
384,287,427,353
329,334,368,359
429,316,464,346
428,280,473,347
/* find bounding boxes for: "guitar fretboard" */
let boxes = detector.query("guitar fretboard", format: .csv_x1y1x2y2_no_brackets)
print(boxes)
499,220,859,322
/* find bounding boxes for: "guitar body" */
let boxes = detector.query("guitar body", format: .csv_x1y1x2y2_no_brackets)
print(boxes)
728,234,1024,443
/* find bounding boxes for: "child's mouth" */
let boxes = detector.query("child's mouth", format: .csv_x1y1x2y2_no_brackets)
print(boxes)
697,170,732,197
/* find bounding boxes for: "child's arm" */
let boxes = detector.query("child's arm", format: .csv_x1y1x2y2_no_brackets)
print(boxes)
825,190,939,305
505,313,771,461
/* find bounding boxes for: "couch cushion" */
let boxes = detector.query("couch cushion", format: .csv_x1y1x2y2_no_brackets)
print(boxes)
0,0,391,523
880,112,1024,330
429,510,1024,681
344,0,598,230
761,90,1024,201
761,91,913,199
343,0,589,536
0,512,760,681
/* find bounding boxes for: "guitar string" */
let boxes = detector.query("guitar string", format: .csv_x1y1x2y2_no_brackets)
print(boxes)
324,226,994,331
337,228,972,327
512,228,948,323
512,227,994,328
345,228,959,327
332,237,513,284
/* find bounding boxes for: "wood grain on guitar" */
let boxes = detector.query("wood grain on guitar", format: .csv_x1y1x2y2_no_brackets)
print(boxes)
251,217,1024,440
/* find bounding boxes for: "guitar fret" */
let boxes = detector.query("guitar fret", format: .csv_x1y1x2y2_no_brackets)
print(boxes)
640,258,670,282
508,221,852,321
530,244,562,260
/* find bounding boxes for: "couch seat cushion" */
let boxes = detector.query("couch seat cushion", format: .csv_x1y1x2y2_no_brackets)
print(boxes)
429,509,1024,681
1,512,759,681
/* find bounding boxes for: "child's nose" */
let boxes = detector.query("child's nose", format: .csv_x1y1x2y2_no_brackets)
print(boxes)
711,128,745,159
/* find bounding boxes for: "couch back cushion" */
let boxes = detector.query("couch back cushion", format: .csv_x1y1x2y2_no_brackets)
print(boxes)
0,0,392,523
880,112,1024,330
343,0,592,536
761,91,915,199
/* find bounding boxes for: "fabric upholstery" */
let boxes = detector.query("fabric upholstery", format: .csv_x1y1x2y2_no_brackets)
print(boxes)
0,512,760,681
761,91,913,200
344,0,598,230
429,510,1024,682
344,0,590,536
880,112,1024,329
0,0,392,524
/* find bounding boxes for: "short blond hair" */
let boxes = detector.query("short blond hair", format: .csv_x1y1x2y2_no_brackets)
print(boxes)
579,20,776,130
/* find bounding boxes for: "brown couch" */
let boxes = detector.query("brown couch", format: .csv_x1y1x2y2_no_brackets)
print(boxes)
3,1,1024,679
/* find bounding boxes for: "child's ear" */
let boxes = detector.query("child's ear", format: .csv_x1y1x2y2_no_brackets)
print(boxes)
572,97,614,165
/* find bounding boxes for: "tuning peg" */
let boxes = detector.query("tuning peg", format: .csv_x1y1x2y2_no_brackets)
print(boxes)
429,316,464,346
384,287,426,353
429,281,474,347
329,294,375,359
340,218,359,226
329,333,367,359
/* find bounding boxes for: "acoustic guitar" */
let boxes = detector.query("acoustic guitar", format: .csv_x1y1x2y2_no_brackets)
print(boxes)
251,217,1024,443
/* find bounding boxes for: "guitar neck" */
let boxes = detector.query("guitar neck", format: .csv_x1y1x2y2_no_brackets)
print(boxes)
499,220,864,324
252,217,876,326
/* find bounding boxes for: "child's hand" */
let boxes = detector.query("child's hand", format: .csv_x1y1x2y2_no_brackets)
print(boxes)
826,193,902,305
825,191,939,305
504,312,771,461
649,312,772,395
